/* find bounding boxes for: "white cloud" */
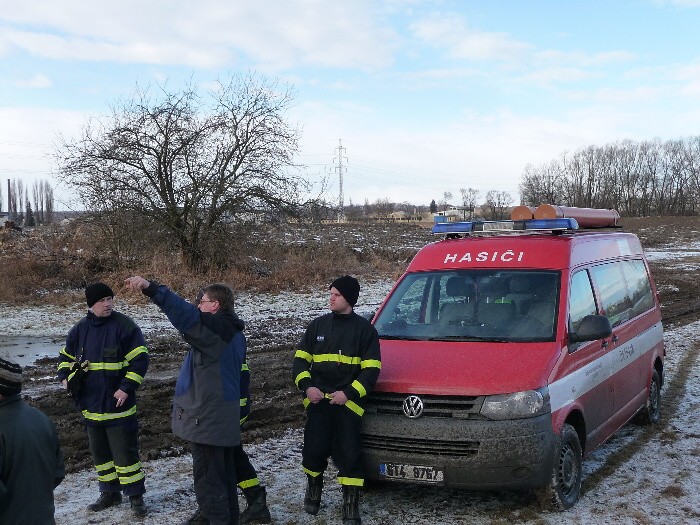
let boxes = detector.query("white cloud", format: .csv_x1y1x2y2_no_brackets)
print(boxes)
535,49,636,66
409,13,531,61
12,72,52,88
0,106,87,209
521,67,594,85
0,1,396,70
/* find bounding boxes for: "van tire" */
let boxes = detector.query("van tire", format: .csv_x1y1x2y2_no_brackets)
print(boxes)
634,369,661,425
537,423,582,511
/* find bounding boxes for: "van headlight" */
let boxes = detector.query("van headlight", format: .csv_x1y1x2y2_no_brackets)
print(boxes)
480,389,550,420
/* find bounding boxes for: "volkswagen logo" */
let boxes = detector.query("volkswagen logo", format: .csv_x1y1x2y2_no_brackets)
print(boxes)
402,395,424,418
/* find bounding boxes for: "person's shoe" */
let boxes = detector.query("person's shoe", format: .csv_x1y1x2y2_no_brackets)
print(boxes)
240,485,271,524
87,491,122,511
341,485,362,525
130,495,148,517
181,507,209,524
303,474,323,515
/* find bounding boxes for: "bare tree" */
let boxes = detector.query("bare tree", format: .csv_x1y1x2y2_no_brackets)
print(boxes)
459,187,480,220
373,197,394,219
44,182,55,225
55,73,304,269
440,191,453,212
33,181,44,225
8,179,16,218
483,190,513,220
17,181,25,225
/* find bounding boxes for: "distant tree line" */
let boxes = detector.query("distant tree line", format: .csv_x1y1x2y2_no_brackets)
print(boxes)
519,137,700,216
3,178,55,226
300,186,517,224
299,197,431,223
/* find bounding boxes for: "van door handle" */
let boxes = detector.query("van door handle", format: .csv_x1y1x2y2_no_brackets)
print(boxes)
611,335,619,343
601,340,608,349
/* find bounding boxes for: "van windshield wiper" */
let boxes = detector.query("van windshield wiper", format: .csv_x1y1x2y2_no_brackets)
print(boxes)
428,335,510,342
378,335,418,340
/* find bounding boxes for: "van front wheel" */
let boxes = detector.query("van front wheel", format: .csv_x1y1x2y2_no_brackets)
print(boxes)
537,423,582,511
634,369,661,425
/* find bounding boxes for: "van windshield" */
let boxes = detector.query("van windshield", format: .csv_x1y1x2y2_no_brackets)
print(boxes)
374,270,560,342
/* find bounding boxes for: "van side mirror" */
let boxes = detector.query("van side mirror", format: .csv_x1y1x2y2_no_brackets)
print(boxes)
569,315,612,343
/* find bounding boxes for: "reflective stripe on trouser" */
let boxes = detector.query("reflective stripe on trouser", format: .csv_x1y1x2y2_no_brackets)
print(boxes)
302,400,364,487
87,420,145,496
234,444,261,490
191,442,239,525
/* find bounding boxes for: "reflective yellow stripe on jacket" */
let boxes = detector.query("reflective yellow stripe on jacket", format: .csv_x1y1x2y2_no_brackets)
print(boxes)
82,405,137,422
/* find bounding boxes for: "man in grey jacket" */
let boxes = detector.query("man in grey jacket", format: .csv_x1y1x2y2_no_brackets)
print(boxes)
125,276,244,525
0,357,65,525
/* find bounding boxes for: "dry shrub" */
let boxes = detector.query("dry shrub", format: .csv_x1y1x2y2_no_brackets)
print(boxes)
660,484,686,498
1,219,432,304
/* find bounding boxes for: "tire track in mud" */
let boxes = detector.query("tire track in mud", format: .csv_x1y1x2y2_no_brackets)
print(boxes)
581,341,700,495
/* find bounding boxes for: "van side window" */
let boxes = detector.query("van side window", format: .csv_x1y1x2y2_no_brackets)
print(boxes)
621,260,655,317
568,270,597,333
589,262,632,327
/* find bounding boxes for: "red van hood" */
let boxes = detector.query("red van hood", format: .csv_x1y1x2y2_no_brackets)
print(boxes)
375,339,561,396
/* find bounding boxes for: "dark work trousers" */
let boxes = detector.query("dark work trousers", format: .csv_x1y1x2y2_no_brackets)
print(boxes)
233,445,260,489
87,419,145,496
191,442,239,525
302,400,364,485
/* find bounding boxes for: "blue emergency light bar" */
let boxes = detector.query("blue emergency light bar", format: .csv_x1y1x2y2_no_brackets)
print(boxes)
432,218,579,235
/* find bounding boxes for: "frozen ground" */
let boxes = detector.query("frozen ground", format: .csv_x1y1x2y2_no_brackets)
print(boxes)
42,319,699,525
2,251,700,524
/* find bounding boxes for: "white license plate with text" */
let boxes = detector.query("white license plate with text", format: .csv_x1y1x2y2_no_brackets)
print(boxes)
379,462,444,483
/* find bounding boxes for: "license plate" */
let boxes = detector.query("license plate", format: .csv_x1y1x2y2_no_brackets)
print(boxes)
379,462,444,483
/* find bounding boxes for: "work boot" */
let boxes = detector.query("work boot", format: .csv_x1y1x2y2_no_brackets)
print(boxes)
341,485,361,525
181,507,209,524
130,495,147,517
240,485,272,524
87,491,122,511
303,474,323,515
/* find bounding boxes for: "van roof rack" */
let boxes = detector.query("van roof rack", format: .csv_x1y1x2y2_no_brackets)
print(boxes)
432,205,622,237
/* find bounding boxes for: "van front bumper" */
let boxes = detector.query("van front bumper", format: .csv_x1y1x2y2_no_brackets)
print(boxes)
360,412,556,490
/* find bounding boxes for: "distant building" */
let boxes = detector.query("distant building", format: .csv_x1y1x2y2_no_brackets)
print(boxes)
433,207,464,223
388,210,410,220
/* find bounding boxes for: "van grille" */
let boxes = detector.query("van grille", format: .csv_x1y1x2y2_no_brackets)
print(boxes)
365,392,484,419
361,433,479,457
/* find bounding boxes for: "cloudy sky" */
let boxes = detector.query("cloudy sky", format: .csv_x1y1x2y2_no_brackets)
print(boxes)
2,0,700,210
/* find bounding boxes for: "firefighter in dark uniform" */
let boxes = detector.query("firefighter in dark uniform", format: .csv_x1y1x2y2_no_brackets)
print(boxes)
292,275,381,525
57,282,149,517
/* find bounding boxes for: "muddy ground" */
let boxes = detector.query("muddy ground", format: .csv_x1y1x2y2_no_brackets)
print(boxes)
19,216,700,474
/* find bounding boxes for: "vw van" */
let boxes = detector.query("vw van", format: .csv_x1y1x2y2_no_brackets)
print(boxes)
361,207,664,509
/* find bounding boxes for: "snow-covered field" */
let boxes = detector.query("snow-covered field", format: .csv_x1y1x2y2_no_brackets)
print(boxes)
2,262,699,524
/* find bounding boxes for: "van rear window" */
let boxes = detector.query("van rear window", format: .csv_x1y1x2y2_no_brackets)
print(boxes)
375,270,560,342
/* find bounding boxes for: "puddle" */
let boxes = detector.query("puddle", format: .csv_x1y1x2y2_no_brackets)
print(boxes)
0,335,63,367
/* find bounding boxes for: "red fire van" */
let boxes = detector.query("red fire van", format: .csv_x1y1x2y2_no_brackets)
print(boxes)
361,209,664,510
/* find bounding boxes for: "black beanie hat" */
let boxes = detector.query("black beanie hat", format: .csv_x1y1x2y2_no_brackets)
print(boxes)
85,282,114,308
0,357,22,396
330,275,360,307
